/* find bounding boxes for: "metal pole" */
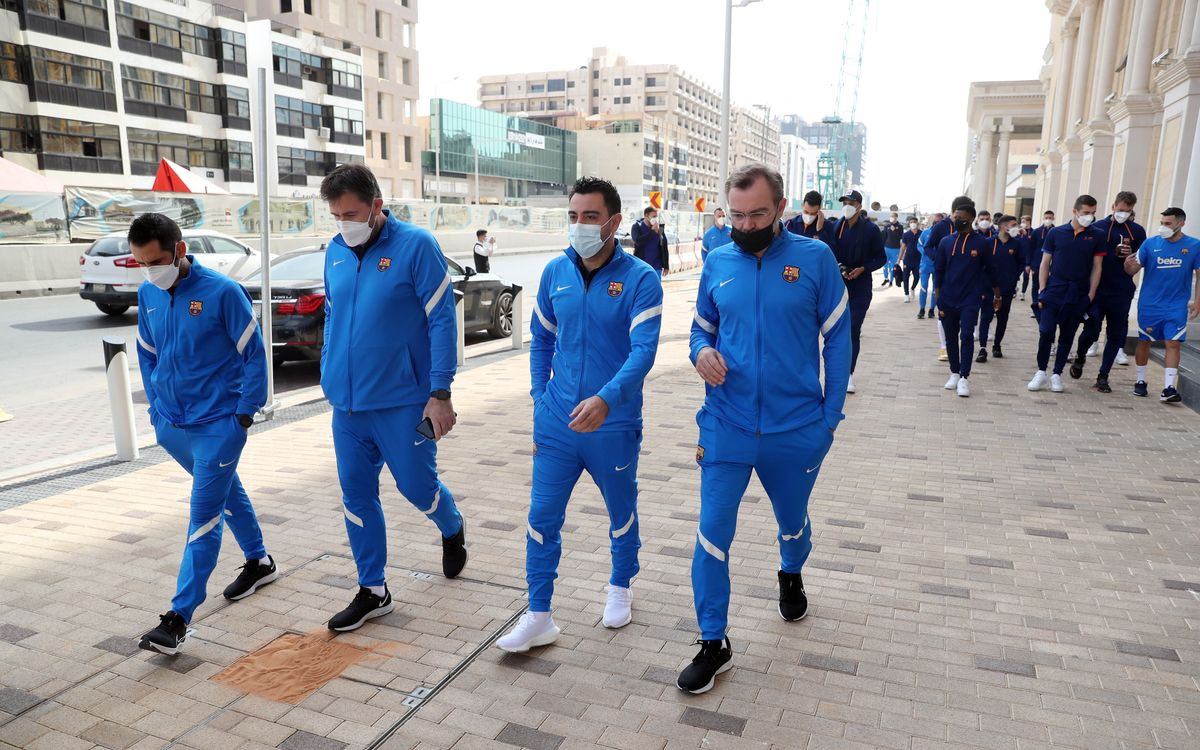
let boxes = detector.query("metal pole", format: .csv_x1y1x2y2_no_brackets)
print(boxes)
454,289,465,366
256,66,276,418
474,146,480,205
434,100,442,210
718,0,733,203
103,337,138,461
510,285,524,351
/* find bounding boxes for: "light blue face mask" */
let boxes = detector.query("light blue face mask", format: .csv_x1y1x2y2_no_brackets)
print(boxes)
568,217,615,259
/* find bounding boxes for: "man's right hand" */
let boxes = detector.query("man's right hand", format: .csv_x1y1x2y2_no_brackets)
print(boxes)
695,347,728,386
845,266,865,280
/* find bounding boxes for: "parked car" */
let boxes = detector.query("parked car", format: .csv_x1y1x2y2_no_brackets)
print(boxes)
79,229,261,316
241,247,520,366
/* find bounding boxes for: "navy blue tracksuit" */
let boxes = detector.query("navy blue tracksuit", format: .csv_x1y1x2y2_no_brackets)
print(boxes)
900,229,922,294
829,216,886,373
1036,223,1106,373
978,235,1025,349
1029,223,1054,319
934,231,997,377
1074,216,1146,374
631,219,665,274
785,215,836,249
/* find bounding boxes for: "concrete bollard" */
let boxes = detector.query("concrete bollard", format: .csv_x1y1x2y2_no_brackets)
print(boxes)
510,284,524,351
103,337,139,461
454,288,465,367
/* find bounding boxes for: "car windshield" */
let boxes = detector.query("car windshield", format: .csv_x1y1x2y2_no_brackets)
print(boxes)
244,251,325,283
87,236,130,257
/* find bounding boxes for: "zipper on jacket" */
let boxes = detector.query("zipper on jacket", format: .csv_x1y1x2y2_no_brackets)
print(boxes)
345,250,363,414
168,291,182,424
755,255,763,438
575,261,589,404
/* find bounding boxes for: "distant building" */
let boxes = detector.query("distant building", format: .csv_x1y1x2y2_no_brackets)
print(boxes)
779,115,867,189
780,134,820,209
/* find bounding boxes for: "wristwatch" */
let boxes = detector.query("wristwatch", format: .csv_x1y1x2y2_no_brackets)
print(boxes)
237,414,253,429
431,389,452,401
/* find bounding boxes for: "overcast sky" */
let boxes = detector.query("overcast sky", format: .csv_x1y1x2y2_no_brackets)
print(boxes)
419,0,1052,211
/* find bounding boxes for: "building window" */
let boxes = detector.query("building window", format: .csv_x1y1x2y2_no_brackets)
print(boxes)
116,2,214,62
217,29,247,76
21,0,110,46
327,58,362,98
274,95,322,137
36,116,121,173
365,130,373,158
122,65,221,121
380,132,388,160
27,45,117,111
127,128,233,176
403,99,412,120
401,58,412,86
592,88,598,97
530,83,544,93
402,22,411,47
403,135,412,163
623,77,631,85
0,112,39,154
220,85,250,130
646,76,657,87
613,78,620,85
592,70,598,79
377,50,387,78
280,0,290,11
329,106,364,145
547,78,565,92
0,42,24,84
272,43,304,88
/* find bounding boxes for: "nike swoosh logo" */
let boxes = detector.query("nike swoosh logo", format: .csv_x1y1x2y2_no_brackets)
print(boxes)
719,278,734,287
146,308,156,313
414,438,427,446
333,259,345,266
556,285,572,292
615,463,631,472
806,464,820,473
219,460,234,468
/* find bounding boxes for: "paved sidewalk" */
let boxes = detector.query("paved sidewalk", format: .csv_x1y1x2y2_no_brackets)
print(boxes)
1,280,1198,750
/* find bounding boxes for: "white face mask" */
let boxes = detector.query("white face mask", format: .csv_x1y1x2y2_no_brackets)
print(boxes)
1076,213,1095,227
1113,211,1131,224
1043,218,1054,227
977,220,992,231
1021,222,1029,230
841,204,857,219
568,218,614,259
801,212,817,225
649,217,659,226
715,216,725,227
909,223,918,231
336,210,376,247
142,255,181,290
1157,224,1176,238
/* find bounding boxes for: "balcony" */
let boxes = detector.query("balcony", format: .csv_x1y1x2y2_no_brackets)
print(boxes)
117,35,183,63
39,153,122,174
30,82,117,112
22,12,110,47
124,99,187,122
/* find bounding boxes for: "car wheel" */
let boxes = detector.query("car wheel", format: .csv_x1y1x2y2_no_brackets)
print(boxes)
487,290,515,338
96,303,130,316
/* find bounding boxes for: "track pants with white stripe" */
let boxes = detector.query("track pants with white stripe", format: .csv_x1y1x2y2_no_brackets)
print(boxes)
692,409,834,641
156,415,266,623
526,399,642,612
332,405,463,588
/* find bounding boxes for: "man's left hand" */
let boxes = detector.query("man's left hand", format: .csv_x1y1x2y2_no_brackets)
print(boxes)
1190,300,1200,320
568,396,609,432
423,397,456,439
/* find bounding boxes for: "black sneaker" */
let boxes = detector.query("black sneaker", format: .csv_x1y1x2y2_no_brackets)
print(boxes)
1069,354,1085,380
992,344,1003,359
778,571,808,622
975,348,988,364
139,611,187,655
918,309,925,319
328,586,393,632
442,522,468,579
1093,373,1112,393
928,310,937,320
223,555,280,600
1161,386,1182,403
1133,380,1149,397
676,637,733,694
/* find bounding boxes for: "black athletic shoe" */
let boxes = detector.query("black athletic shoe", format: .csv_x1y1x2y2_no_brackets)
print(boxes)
928,310,937,320
223,555,280,600
975,348,988,364
1133,380,1149,397
328,586,393,632
677,637,733,694
1093,373,1112,393
992,344,1003,359
442,522,468,579
1069,354,1085,379
1161,386,1182,403
139,611,187,655
778,571,808,622
918,309,925,319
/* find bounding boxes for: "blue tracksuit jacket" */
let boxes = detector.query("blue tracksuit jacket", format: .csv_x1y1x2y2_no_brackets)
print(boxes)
702,224,732,261
531,246,664,431
690,226,851,433
1092,216,1146,300
933,231,998,309
830,216,886,299
136,257,267,425
321,211,457,412
989,235,1026,296
785,215,836,249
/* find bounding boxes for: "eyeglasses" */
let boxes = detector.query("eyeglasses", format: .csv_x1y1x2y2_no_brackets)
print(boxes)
728,209,773,221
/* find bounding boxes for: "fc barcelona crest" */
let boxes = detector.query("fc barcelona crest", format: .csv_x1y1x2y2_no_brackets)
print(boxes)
782,265,800,283
378,257,392,272
188,300,203,316
970,249,979,257
608,281,623,297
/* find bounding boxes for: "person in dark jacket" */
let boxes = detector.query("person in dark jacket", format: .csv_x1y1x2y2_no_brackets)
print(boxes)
829,190,885,394
1028,209,1056,319
784,190,835,248
631,207,668,275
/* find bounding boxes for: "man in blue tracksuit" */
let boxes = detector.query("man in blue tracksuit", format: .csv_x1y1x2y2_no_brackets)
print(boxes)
1029,209,1056,319
495,177,663,654
881,212,904,287
319,164,468,632
976,215,1025,361
784,190,836,248
702,208,732,262
934,203,999,397
631,207,665,275
1028,196,1105,393
676,165,850,695
1070,191,1146,391
917,214,942,319
131,213,275,655
829,189,885,394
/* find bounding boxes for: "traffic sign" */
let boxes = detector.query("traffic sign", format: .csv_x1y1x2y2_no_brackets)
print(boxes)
649,191,662,210
694,197,706,213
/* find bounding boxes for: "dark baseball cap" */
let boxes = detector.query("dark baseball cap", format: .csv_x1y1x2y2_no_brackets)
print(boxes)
839,190,864,204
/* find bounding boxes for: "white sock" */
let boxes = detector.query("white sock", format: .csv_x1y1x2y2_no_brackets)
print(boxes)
1165,368,1178,388
368,585,386,598
528,610,552,623
1136,365,1147,382
257,556,271,566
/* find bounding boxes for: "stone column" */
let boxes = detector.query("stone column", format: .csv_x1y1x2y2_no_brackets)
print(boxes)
1050,19,1078,143
1126,0,1162,95
1090,0,1123,124
1067,0,1099,131
992,123,1013,214
973,126,995,205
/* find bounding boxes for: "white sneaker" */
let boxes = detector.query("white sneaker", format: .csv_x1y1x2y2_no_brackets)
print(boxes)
1050,374,1065,392
1028,371,1048,391
1086,342,1099,357
602,585,632,628
957,377,970,397
1020,292,1026,301
938,348,949,362
904,294,911,302
1115,349,1129,366
496,611,560,653
846,375,856,394
944,374,960,390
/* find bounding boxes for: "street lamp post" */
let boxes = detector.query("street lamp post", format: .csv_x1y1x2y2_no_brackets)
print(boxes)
719,0,763,204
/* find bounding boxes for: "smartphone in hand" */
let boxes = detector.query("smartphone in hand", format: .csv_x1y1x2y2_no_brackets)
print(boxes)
416,417,436,441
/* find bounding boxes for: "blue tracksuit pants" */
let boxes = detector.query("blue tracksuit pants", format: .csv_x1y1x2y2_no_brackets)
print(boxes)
977,295,1014,348
526,400,641,612
919,261,937,311
156,415,266,623
939,304,979,377
883,248,900,284
332,404,463,588
848,292,871,374
1075,294,1133,375
1037,299,1087,374
692,409,834,641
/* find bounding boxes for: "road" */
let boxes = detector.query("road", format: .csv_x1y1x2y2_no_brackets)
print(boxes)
0,250,558,477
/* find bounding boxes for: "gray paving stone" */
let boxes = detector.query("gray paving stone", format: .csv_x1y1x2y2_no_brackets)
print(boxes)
808,558,854,573
678,706,746,737
499,653,560,676
658,546,691,558
256,513,289,525
0,687,40,715
643,665,679,685
800,652,859,675
0,623,36,643
907,493,944,503
975,656,1037,678
93,635,141,656
150,653,203,674
278,730,348,750
1104,524,1150,534
1163,579,1200,592
839,541,882,553
826,518,865,528
1125,494,1166,503
1025,528,1069,539
495,722,564,750
920,583,971,599
1036,501,1076,510
480,519,518,532
968,556,1014,569
110,532,145,544
1114,640,1181,662
318,574,357,590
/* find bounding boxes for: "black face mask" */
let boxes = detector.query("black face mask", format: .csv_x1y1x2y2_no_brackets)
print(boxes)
731,217,778,254
953,219,971,233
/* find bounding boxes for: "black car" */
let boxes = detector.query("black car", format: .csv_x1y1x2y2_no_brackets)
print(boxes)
242,246,519,366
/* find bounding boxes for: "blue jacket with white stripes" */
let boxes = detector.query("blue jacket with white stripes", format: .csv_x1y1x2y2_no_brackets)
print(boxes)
320,211,458,413
690,225,851,434
136,256,267,426
531,244,664,432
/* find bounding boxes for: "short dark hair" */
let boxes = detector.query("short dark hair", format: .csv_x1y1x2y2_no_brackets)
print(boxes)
713,207,725,214
1114,191,1138,207
951,195,973,211
643,206,656,216
1044,209,1056,216
1073,194,1098,210
726,163,785,204
476,229,487,239
802,190,822,207
997,214,1016,225
128,212,182,254
977,209,991,217
1162,206,1186,220
319,163,381,205
955,204,977,220
569,176,621,217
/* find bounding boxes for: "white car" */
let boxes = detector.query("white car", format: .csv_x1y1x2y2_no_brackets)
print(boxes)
79,230,261,315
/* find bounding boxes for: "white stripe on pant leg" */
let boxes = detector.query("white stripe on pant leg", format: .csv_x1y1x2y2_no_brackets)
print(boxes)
187,516,221,544
527,523,543,545
611,511,636,539
780,514,809,541
696,529,725,562
423,488,441,515
224,509,233,517
344,505,364,527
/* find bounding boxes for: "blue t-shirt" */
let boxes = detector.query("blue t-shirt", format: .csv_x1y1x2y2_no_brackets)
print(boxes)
1039,223,1106,306
1136,233,1200,314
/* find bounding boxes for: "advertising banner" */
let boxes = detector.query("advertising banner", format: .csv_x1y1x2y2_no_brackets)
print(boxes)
0,192,69,244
